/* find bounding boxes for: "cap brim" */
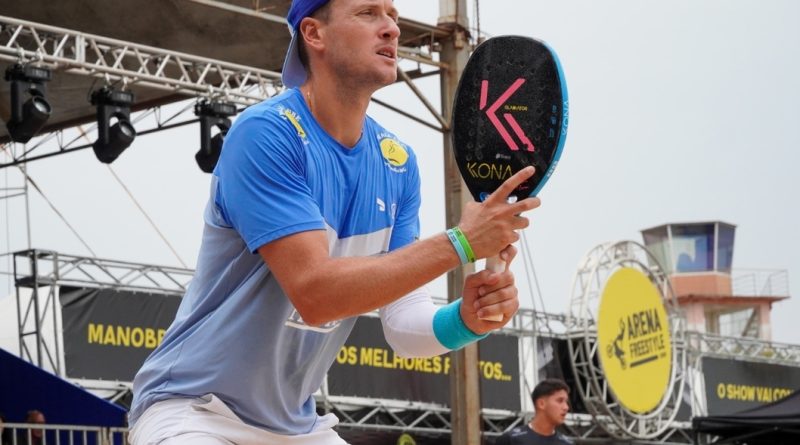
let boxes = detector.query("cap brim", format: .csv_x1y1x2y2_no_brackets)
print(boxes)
282,30,307,88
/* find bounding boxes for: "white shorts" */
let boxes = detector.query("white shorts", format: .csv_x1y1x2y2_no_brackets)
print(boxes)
129,394,348,445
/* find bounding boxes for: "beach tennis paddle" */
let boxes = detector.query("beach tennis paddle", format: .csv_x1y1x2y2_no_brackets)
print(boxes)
452,36,568,320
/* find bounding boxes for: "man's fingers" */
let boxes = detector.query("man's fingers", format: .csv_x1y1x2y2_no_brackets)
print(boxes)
476,293,519,320
502,197,540,219
498,244,518,265
464,269,497,292
483,166,535,205
473,271,515,303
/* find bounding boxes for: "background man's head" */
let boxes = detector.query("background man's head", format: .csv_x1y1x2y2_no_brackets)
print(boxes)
25,410,45,438
531,379,570,427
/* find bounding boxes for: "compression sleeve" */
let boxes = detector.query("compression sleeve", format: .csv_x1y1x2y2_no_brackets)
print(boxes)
380,288,488,357
379,287,449,358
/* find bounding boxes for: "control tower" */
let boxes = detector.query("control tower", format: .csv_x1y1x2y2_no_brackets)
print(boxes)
641,221,789,340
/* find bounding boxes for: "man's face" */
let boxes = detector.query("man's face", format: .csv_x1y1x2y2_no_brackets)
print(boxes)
537,389,570,426
318,0,400,89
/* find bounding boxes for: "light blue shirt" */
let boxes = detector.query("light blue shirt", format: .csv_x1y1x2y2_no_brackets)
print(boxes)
129,88,421,434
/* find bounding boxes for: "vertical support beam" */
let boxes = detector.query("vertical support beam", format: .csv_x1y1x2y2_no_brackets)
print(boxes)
32,251,43,368
17,250,44,367
22,160,33,249
757,303,771,341
438,1,481,444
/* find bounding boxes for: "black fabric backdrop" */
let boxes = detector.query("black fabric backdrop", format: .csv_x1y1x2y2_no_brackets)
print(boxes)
60,285,182,382
328,316,521,411
703,356,800,415
693,390,800,444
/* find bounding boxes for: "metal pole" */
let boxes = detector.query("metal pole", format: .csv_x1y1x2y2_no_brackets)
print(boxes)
20,151,33,249
438,1,481,444
31,251,43,367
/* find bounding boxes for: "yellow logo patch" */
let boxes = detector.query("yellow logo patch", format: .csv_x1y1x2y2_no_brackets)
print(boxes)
380,138,408,167
597,267,673,414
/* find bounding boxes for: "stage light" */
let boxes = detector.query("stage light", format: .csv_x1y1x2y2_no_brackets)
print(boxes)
4,64,53,143
91,87,136,164
194,101,236,173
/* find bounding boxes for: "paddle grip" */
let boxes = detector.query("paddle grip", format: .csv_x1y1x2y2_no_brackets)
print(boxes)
478,255,505,322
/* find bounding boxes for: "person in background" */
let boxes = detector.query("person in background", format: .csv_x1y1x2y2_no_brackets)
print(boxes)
497,379,572,444
17,410,46,445
0,412,12,445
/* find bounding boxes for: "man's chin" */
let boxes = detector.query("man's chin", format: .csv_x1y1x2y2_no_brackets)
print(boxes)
372,73,398,91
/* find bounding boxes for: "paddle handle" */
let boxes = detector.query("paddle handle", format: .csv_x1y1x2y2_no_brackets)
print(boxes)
479,255,505,322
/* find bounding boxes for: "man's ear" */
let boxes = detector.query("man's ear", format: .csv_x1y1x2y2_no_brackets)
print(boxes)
299,17,325,53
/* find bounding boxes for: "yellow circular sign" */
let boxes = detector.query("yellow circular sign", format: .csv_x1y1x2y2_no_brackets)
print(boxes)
397,433,416,445
597,267,672,413
380,138,409,167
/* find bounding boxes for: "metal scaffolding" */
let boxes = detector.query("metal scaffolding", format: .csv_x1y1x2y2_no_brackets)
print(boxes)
0,15,282,104
0,12,448,168
13,249,192,373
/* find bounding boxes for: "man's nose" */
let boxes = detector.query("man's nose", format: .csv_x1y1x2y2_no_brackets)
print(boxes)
381,17,400,40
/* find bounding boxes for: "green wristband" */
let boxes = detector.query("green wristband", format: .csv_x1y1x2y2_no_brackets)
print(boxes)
451,227,476,263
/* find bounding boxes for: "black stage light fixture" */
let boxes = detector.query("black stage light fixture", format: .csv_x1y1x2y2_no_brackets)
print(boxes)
194,101,237,173
91,87,136,164
4,64,53,143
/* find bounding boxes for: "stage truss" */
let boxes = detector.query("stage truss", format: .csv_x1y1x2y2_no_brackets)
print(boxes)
0,13,449,168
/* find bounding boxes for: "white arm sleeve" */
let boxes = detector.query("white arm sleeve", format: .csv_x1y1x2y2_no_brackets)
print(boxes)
379,286,450,358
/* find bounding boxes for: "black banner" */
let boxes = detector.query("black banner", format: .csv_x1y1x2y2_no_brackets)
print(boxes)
536,336,587,414
703,356,800,415
328,316,520,411
60,286,181,382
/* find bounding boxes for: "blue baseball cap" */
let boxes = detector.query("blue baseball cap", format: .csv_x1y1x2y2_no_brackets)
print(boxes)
283,0,332,88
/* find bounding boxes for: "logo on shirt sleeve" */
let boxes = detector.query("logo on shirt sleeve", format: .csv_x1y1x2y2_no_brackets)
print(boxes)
278,106,309,144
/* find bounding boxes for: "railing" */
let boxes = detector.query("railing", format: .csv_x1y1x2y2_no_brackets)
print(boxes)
686,330,800,365
1,422,128,445
730,268,790,297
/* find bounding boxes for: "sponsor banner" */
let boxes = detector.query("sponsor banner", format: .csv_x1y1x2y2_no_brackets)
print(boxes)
703,356,800,415
328,316,520,411
60,286,181,382
597,267,673,413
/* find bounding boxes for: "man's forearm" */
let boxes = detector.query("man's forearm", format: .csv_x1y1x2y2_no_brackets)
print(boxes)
261,231,461,326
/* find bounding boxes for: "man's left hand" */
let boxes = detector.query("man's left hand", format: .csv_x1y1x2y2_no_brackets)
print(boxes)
460,245,520,334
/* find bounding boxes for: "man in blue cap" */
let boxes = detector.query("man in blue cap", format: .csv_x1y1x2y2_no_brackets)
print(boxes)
128,1,541,443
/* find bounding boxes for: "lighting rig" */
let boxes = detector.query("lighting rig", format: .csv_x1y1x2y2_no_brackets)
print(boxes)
90,87,136,164
3,63,53,143
194,100,237,173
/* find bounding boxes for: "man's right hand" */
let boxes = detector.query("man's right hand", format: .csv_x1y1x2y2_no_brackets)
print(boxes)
457,166,541,260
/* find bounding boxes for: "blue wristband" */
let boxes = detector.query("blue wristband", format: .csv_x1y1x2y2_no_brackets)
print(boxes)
446,229,469,265
433,299,489,350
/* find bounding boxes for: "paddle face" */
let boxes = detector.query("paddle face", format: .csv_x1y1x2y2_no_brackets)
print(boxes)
452,36,568,202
